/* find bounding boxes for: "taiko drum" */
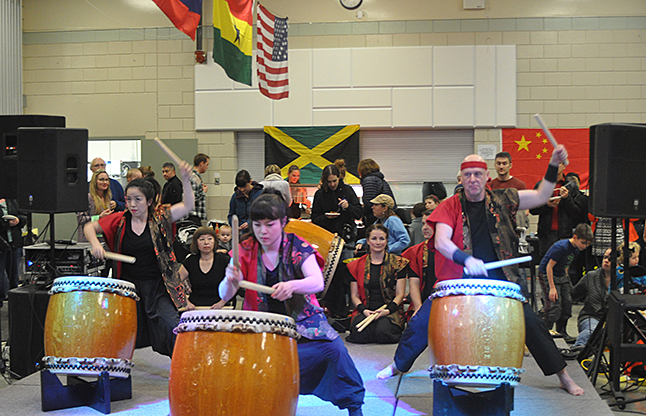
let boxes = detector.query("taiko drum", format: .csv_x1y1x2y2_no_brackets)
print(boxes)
43,276,139,378
428,278,526,387
169,310,300,416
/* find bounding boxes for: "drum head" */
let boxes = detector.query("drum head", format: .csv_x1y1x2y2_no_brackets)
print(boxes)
49,276,139,300
431,278,525,302
175,310,299,339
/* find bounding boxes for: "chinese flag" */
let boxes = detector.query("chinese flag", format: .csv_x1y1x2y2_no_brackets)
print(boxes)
502,128,589,190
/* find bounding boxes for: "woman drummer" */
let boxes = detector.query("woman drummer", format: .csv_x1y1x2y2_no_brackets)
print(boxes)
219,193,365,416
84,161,194,357
346,224,414,344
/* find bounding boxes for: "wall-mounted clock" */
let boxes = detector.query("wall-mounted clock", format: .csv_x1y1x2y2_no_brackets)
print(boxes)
340,0,362,10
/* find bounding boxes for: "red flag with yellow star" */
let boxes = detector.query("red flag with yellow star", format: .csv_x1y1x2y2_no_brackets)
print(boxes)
501,128,589,189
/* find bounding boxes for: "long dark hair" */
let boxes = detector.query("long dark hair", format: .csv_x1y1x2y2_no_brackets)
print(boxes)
248,193,288,242
320,164,341,191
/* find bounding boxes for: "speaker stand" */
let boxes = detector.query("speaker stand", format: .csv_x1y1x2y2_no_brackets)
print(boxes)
432,380,514,416
40,369,131,414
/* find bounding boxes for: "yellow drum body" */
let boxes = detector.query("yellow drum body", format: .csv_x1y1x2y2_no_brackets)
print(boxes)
284,219,344,297
43,276,139,378
428,279,526,387
169,310,300,416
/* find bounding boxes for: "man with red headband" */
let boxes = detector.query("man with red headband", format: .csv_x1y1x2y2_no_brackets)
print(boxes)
379,147,584,396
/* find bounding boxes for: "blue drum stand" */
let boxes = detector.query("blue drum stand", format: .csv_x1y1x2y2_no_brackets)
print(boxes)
40,368,132,414
433,380,514,416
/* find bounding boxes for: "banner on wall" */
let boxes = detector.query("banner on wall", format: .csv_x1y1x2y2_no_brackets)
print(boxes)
153,0,202,40
213,0,253,85
264,125,361,185
257,3,289,100
501,128,589,189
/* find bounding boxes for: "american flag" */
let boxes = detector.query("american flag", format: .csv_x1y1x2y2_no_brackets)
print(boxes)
256,3,289,100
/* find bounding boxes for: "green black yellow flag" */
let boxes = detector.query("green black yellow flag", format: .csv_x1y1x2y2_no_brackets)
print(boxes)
213,0,253,85
264,125,360,185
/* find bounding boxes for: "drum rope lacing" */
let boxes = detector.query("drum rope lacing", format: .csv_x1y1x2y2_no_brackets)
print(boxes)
431,281,526,303
41,356,134,378
430,363,524,384
174,313,300,339
49,278,140,301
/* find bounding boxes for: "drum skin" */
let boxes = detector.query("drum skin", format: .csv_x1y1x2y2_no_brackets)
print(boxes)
429,293,525,371
44,289,137,360
169,330,299,416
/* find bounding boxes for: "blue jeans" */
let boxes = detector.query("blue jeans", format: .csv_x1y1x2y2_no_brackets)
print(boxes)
393,297,432,372
572,317,600,349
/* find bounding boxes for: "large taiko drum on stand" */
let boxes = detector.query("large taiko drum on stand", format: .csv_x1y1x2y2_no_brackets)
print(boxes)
43,276,139,378
284,219,344,297
428,279,526,387
169,310,300,416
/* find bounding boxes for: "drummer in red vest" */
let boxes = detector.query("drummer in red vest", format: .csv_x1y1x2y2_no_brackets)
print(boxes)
219,193,365,416
379,147,584,396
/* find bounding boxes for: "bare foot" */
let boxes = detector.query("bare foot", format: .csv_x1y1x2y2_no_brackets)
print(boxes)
557,369,584,396
377,362,401,379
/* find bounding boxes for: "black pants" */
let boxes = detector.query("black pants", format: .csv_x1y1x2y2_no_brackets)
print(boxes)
347,313,403,344
132,278,180,357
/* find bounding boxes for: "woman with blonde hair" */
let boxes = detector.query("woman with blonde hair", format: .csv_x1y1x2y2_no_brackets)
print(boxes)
77,169,115,242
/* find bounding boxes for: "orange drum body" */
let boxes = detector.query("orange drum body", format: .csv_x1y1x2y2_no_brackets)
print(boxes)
43,276,139,378
284,219,344,297
169,310,300,416
428,279,526,387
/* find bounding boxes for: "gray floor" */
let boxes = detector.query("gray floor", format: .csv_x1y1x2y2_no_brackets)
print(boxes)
0,294,645,415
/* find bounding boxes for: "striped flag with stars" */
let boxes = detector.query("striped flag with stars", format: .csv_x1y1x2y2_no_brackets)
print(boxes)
502,128,590,189
257,3,289,100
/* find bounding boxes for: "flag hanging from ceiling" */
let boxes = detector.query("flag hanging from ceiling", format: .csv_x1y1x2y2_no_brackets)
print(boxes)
257,4,289,100
265,125,361,185
213,0,253,85
153,0,202,41
502,128,590,189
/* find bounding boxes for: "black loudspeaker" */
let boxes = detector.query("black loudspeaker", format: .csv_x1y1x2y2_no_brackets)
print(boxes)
589,123,646,218
8,286,50,378
0,115,66,199
422,181,447,201
17,127,88,213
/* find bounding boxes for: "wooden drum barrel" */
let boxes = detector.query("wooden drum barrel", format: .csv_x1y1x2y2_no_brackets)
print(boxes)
43,276,139,378
169,310,300,416
428,278,526,387
284,219,344,297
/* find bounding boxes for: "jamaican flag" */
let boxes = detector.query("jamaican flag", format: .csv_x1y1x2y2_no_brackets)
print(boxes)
264,125,360,185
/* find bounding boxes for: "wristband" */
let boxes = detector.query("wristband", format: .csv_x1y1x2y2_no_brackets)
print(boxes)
452,250,471,267
544,164,558,183
356,304,366,314
386,301,398,314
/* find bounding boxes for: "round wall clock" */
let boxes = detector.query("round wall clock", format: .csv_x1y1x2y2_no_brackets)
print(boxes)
340,0,363,10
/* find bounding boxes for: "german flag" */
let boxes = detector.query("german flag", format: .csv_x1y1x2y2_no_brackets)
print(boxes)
502,128,589,189
264,125,361,185
213,0,253,85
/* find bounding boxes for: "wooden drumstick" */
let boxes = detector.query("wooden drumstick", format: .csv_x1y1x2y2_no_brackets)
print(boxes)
462,255,532,275
154,137,183,167
356,304,387,332
232,215,240,269
534,114,569,166
103,251,136,264
239,280,276,295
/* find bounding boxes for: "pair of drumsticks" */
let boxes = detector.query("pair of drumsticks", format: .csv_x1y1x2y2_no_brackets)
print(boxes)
355,304,387,332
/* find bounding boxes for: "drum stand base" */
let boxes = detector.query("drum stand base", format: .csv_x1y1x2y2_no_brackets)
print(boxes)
40,369,132,414
432,380,514,416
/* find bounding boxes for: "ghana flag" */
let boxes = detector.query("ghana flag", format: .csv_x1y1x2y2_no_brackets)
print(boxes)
264,125,361,185
213,0,253,86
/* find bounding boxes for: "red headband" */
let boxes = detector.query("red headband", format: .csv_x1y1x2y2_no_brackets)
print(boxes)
460,161,488,171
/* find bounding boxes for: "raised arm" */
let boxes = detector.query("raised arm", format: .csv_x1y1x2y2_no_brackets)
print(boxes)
518,145,568,210
170,161,195,222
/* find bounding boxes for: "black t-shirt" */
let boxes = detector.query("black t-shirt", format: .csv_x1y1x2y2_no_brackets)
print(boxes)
465,199,505,281
182,253,229,306
422,253,436,300
120,218,160,281
349,261,410,310
265,265,288,316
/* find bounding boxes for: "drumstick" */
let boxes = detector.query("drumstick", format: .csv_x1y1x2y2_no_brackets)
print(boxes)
463,255,532,275
533,114,569,166
103,251,136,264
239,280,276,295
356,304,387,332
232,215,240,269
154,137,183,167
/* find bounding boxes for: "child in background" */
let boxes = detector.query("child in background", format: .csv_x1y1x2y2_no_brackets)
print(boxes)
217,224,232,254
538,223,593,343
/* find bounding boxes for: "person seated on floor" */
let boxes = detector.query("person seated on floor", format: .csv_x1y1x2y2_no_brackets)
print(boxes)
346,224,414,344
616,241,645,290
402,209,436,316
354,194,410,255
179,226,230,310
561,248,612,359
219,193,365,416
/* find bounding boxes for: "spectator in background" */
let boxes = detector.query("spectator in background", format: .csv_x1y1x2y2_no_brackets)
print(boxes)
259,164,291,208
185,153,210,225
0,198,26,307
424,195,439,211
126,167,143,182
91,157,125,211
228,169,264,234
334,159,347,182
355,194,410,255
358,158,396,226
139,165,154,177
409,203,427,246
77,170,115,242
161,162,183,206
216,224,233,254
287,165,311,218
490,151,527,191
